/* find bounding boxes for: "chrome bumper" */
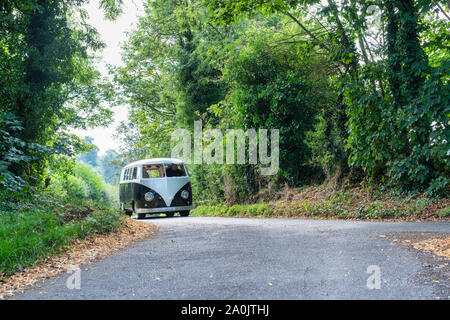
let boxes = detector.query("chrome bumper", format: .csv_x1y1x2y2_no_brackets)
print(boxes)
135,205,193,214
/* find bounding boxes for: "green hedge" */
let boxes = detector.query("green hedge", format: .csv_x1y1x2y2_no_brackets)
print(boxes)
192,196,447,220
192,203,274,217
50,162,118,207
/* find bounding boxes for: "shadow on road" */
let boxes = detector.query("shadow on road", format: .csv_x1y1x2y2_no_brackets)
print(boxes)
136,215,189,220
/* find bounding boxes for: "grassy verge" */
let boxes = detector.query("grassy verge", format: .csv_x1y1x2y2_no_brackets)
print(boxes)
0,203,123,278
192,185,449,220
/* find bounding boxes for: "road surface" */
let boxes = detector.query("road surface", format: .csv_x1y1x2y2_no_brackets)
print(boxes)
12,216,450,299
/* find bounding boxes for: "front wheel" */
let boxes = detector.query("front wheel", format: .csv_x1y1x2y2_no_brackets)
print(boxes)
137,213,146,219
180,211,190,217
121,203,132,217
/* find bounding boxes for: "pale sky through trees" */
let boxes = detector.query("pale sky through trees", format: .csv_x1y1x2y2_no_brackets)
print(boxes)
72,0,144,155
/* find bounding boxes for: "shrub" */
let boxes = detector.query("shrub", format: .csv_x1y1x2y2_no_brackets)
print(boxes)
437,206,450,218
255,203,272,216
65,175,90,199
48,160,118,207
227,204,244,216
74,163,105,202
102,183,119,208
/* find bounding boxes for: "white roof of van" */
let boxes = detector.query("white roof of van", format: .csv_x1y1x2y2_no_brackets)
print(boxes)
123,158,184,168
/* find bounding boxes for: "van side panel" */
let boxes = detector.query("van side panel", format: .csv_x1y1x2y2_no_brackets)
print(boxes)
119,182,132,209
119,166,141,210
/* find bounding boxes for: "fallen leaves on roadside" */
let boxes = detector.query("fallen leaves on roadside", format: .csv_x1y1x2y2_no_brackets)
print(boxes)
408,238,450,258
0,218,158,299
390,232,450,259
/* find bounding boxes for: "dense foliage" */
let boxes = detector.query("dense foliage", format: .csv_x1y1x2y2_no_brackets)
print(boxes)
0,0,120,203
0,0,447,281
114,0,449,203
0,0,123,276
1,0,449,210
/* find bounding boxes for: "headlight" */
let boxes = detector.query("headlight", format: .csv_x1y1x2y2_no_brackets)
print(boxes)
144,192,155,202
181,190,189,199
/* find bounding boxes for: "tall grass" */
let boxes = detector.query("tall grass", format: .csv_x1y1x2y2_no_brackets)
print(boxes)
0,160,124,277
0,206,122,277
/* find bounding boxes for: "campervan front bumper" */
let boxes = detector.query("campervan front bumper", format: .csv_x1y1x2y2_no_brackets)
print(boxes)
135,205,193,214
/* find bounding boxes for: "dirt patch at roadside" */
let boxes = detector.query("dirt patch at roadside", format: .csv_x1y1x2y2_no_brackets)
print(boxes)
409,238,450,258
0,218,158,299
60,205,94,223
389,232,450,258
386,232,449,299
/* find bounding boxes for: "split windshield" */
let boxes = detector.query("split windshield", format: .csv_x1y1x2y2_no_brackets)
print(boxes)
165,163,186,177
142,164,165,178
141,163,186,178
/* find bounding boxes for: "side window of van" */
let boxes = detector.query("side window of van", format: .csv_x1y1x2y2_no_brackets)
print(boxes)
124,168,130,181
131,167,137,180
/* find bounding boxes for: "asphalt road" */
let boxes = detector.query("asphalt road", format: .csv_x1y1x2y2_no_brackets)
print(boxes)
13,216,450,300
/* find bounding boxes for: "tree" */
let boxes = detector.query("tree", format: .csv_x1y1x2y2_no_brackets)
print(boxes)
114,0,449,202
0,0,118,189
204,0,450,195
98,149,121,184
77,137,99,167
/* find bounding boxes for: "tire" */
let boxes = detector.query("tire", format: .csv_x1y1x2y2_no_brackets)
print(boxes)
166,212,174,217
180,210,190,217
134,202,146,219
121,203,132,217
137,213,146,219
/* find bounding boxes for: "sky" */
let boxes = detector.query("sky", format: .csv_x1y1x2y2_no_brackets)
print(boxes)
71,0,144,156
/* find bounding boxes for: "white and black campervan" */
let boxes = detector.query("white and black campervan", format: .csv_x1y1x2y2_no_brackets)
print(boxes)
119,158,193,219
